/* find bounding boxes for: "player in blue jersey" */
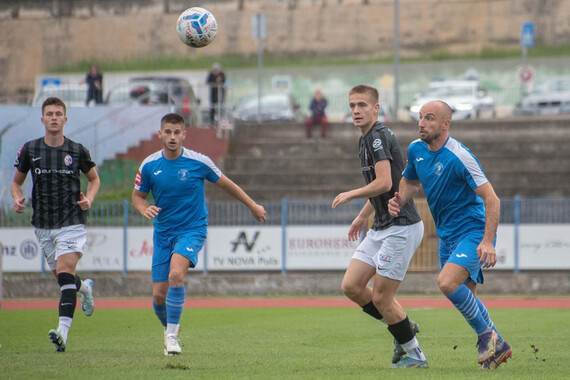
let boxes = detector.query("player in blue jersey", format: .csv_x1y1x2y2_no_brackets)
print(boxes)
388,100,512,369
132,113,266,356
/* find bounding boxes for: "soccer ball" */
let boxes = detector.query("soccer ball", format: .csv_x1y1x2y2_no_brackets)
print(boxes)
176,7,217,48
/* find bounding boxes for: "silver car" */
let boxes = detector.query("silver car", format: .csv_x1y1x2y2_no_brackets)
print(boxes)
515,77,570,116
409,80,495,121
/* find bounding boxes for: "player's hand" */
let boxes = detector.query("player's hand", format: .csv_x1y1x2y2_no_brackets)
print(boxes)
332,192,353,209
77,192,92,210
14,197,26,213
251,204,267,222
387,192,403,217
347,216,368,241
142,205,161,220
477,241,497,268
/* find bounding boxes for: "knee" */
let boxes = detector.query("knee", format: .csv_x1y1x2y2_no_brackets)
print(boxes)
341,279,360,300
168,271,185,287
437,275,459,296
153,294,166,305
371,292,387,311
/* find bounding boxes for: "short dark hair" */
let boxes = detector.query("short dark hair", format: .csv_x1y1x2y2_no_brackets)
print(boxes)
42,97,67,115
349,85,379,104
160,113,185,129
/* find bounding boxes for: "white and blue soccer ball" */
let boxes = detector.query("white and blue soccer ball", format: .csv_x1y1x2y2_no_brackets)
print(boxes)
176,7,217,48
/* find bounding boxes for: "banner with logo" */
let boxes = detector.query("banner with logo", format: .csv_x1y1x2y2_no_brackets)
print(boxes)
286,226,358,270
206,226,281,270
0,228,42,271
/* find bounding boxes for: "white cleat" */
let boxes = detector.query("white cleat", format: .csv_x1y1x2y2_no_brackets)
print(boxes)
48,329,66,353
164,334,182,356
81,279,95,316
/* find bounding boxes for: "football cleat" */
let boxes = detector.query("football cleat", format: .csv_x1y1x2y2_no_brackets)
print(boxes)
48,329,66,353
164,334,182,356
476,327,498,364
481,339,512,370
392,356,429,368
392,320,420,364
81,279,95,316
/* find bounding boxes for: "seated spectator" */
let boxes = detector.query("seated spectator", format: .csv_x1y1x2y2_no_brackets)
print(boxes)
305,89,329,139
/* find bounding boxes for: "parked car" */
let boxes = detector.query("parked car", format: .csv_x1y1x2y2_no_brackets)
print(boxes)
32,84,88,107
409,80,496,121
514,76,570,116
344,104,390,123
105,76,200,126
233,91,305,122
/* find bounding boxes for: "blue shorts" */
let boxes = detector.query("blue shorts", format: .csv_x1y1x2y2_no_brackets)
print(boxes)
152,229,206,282
439,231,495,285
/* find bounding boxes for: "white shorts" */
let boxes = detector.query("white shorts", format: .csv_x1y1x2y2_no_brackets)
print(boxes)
352,221,424,281
34,224,86,271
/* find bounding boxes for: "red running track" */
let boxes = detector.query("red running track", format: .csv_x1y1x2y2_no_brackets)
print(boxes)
3,297,570,310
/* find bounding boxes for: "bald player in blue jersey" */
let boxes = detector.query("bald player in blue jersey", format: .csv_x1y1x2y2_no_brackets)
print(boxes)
132,113,266,356
388,100,512,370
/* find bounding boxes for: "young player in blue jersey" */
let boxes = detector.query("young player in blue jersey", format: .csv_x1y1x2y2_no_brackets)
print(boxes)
132,113,266,356
388,100,512,370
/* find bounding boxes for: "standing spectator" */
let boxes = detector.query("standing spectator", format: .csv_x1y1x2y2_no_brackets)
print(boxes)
305,89,329,139
85,64,103,105
332,85,427,368
132,113,266,356
206,62,226,124
388,100,512,370
11,97,99,353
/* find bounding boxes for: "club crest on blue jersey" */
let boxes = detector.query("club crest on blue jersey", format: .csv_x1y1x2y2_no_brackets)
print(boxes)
434,162,444,176
177,169,190,181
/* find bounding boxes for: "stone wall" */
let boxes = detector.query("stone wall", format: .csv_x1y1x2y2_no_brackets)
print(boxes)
1,0,569,101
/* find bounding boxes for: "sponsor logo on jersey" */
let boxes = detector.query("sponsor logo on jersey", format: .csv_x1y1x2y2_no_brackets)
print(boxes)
134,171,142,186
455,253,468,258
415,157,424,162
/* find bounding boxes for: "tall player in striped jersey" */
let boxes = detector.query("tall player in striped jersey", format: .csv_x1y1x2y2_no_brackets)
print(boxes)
388,100,512,369
332,85,428,368
11,97,99,352
132,113,266,356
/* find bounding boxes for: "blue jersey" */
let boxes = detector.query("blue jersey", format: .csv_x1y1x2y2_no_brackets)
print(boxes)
402,137,487,242
134,148,221,236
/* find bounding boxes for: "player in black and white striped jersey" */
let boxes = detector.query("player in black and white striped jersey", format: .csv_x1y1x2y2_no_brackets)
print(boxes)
11,97,100,352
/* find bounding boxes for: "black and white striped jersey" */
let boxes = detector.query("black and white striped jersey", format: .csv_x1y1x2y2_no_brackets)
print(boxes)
14,137,96,229
359,122,421,230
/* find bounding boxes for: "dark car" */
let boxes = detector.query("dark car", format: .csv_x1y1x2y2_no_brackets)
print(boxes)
106,76,200,126
233,91,305,122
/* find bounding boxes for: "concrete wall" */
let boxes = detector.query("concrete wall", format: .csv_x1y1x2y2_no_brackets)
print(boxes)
2,0,570,101
3,270,570,298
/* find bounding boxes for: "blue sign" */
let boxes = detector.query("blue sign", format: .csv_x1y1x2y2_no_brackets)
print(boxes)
521,23,534,47
41,77,61,87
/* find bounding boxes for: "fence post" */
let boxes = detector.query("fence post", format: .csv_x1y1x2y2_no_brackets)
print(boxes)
123,199,129,276
281,198,287,274
514,196,520,274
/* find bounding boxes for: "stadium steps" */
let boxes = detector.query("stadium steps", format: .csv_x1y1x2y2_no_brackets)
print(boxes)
208,116,570,200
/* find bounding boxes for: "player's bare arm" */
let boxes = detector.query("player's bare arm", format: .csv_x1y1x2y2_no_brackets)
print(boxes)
388,178,422,217
10,170,27,213
347,200,374,241
131,188,161,220
474,182,501,268
215,175,266,222
77,167,100,210
332,160,392,209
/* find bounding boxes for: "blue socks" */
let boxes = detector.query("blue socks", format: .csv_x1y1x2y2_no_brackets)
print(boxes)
153,299,167,327
447,284,488,334
476,297,503,341
166,286,186,325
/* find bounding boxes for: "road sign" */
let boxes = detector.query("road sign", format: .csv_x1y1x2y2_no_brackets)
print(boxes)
518,66,534,83
521,22,534,47
251,13,266,40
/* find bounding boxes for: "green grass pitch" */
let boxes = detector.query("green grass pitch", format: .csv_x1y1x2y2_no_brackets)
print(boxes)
0,306,568,379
